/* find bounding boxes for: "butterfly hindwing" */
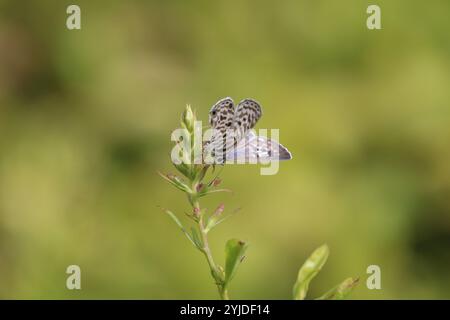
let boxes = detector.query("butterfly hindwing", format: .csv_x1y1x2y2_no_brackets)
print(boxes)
226,130,292,163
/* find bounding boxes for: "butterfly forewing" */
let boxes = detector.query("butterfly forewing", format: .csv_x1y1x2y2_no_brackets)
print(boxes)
209,97,235,130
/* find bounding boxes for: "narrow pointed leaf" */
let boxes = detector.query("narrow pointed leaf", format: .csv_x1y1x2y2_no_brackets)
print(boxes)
163,209,196,248
316,277,360,300
190,227,203,249
198,188,232,197
204,204,225,233
173,162,192,180
194,165,209,183
204,206,240,233
293,244,330,300
208,215,232,230
158,171,192,193
224,239,248,288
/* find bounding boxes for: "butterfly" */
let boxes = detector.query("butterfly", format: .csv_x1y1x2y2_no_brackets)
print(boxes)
203,97,292,164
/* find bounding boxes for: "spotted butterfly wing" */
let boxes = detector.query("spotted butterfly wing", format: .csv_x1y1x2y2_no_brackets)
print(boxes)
232,98,263,142
204,97,235,164
205,98,262,164
226,130,292,163
204,97,290,164
208,97,235,130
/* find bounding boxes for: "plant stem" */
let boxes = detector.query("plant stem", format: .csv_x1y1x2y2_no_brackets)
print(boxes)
192,194,229,300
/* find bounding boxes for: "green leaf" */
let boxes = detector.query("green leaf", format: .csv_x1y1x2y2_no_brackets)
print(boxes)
204,204,225,233
173,162,192,180
163,209,197,248
198,188,232,198
224,239,248,288
316,277,360,300
194,165,209,184
190,227,203,249
293,244,330,300
204,206,240,233
158,171,192,193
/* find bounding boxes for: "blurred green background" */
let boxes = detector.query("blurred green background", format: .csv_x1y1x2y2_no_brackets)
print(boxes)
0,0,449,299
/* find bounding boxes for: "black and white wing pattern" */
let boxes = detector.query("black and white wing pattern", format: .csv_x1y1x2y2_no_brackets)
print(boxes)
204,97,236,164
232,99,263,142
204,97,290,164
208,97,235,130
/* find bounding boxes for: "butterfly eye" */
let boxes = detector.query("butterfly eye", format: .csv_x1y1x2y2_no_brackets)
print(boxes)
211,111,217,116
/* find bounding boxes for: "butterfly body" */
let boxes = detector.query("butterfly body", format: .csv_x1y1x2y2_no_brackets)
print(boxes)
204,97,292,164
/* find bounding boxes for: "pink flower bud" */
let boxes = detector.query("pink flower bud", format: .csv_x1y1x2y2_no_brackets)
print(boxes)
213,204,225,217
193,207,200,217
212,178,222,187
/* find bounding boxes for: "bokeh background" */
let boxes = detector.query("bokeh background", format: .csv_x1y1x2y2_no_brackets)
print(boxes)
0,0,449,299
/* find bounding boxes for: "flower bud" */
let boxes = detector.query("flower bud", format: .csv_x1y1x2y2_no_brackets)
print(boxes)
181,104,195,133
196,183,205,192
211,178,222,187
213,203,225,217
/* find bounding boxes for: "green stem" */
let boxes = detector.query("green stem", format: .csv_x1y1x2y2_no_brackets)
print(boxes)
191,190,229,300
